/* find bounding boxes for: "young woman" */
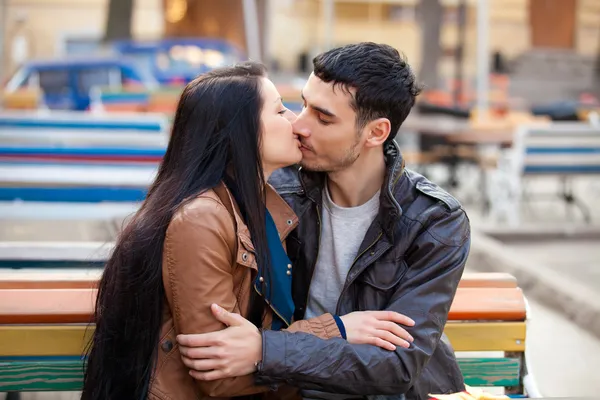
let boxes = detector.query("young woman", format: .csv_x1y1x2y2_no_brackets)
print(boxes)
81,62,412,400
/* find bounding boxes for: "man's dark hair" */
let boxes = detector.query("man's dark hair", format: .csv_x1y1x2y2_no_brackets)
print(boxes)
313,42,422,144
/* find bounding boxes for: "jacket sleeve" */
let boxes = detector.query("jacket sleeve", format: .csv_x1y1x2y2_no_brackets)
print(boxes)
286,313,341,338
164,198,340,398
254,207,470,395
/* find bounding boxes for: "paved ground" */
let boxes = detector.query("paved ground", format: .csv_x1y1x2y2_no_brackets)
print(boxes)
525,299,600,397
506,240,600,289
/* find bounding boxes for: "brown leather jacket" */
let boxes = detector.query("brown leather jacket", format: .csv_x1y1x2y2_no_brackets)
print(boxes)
148,182,341,400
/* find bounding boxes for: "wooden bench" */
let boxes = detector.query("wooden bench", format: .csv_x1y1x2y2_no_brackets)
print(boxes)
0,271,532,396
488,122,600,225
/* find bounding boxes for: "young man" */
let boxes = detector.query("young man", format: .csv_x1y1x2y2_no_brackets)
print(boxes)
177,42,471,399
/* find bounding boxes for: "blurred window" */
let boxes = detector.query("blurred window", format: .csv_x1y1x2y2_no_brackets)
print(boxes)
39,69,71,95
76,67,121,94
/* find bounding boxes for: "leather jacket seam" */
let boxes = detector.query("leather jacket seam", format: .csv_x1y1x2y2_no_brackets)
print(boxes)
154,344,179,382
402,209,469,247
148,384,174,400
164,235,180,322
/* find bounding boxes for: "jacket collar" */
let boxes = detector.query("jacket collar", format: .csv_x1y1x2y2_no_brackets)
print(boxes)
299,140,405,240
214,181,299,267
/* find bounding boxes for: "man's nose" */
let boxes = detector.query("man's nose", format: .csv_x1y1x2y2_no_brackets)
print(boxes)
292,113,310,138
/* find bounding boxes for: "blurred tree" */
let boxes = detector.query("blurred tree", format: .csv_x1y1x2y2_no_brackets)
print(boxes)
417,0,443,90
595,21,600,83
104,0,134,42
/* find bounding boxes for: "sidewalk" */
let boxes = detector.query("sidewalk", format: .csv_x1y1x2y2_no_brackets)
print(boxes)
462,175,600,340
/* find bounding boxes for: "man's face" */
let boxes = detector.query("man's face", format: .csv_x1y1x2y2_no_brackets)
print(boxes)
293,73,366,172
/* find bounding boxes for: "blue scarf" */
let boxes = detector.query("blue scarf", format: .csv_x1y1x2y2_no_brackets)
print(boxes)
223,177,294,331
253,209,295,330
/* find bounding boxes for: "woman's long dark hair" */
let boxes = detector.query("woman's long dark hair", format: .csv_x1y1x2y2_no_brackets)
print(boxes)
81,62,272,400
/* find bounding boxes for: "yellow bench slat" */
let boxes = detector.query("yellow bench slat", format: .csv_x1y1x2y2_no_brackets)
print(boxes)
445,321,526,352
0,325,92,357
0,321,526,356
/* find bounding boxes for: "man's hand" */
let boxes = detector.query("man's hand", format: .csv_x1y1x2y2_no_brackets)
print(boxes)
341,310,415,351
177,304,262,381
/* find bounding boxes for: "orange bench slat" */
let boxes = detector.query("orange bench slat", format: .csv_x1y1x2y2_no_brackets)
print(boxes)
0,286,526,324
448,287,526,321
0,271,516,290
458,272,517,288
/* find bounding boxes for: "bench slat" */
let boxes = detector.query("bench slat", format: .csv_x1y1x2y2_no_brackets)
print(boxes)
445,321,526,352
0,271,517,290
0,287,527,324
0,326,92,357
0,269,101,289
0,356,520,392
458,272,517,288
0,321,526,356
0,270,517,289
458,357,521,387
0,358,83,392
448,287,526,321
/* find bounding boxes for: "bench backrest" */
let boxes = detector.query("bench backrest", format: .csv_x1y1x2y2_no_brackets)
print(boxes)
0,285,527,325
0,272,529,394
0,110,169,134
513,123,600,175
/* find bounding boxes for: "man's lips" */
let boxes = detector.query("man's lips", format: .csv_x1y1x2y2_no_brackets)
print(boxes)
299,143,312,152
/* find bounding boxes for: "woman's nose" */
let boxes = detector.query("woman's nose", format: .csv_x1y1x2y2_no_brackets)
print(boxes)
284,109,298,123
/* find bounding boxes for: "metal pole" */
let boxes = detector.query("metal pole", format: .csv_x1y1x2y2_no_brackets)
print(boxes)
322,0,334,51
0,0,7,85
476,0,490,117
242,0,261,61
454,0,467,106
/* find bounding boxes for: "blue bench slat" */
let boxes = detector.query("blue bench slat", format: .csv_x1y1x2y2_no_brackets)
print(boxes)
0,146,165,157
0,187,148,203
0,119,164,132
524,165,600,174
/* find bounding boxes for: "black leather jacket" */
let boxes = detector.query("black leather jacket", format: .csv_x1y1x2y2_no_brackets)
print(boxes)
260,141,470,400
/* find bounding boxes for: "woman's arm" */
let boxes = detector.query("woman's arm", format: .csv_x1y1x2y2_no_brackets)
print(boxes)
163,197,343,397
163,197,266,397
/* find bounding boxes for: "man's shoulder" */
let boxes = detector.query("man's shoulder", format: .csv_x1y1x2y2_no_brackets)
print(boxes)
398,169,470,246
400,169,462,215
268,166,303,194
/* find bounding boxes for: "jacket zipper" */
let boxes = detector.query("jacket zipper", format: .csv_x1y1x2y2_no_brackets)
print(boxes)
301,203,321,317
253,284,292,327
335,231,383,315
299,170,322,319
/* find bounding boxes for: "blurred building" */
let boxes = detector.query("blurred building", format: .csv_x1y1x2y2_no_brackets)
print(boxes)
1,0,599,82
269,0,600,78
0,0,163,79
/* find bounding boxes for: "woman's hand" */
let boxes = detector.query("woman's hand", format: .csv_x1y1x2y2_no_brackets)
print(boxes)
340,311,415,351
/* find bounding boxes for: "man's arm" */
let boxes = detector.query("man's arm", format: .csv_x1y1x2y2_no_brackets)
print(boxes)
255,208,470,395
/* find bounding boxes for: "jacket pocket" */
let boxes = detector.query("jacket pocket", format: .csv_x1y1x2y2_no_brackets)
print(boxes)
358,258,408,290
356,259,408,309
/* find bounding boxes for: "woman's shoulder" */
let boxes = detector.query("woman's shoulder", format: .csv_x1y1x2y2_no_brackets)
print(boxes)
167,188,236,238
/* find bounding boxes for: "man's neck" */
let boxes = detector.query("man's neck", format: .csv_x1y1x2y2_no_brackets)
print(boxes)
326,149,386,208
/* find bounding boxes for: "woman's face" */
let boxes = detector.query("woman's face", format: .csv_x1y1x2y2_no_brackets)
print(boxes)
259,77,302,176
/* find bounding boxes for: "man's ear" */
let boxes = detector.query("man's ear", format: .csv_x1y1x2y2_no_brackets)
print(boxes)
364,118,391,148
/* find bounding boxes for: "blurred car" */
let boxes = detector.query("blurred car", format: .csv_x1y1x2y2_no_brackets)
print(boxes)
4,57,159,111
112,37,246,85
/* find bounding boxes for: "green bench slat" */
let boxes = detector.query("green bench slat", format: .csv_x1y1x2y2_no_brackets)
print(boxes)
459,357,521,387
0,357,521,392
0,360,83,392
